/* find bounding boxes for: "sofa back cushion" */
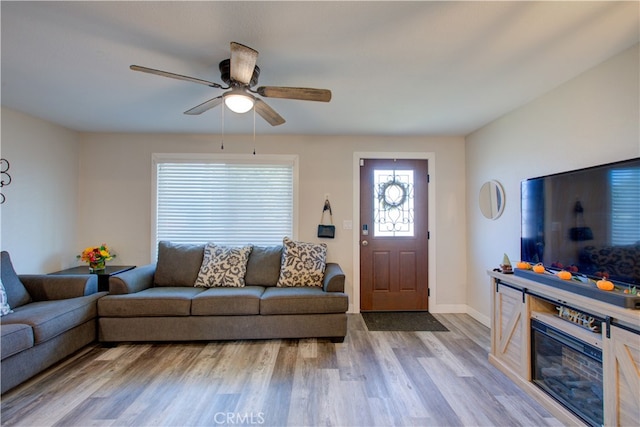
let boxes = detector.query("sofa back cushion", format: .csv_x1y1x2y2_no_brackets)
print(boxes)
245,246,283,287
154,242,205,287
0,251,32,308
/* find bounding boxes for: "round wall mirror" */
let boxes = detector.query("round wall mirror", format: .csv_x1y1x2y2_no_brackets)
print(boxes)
479,180,505,220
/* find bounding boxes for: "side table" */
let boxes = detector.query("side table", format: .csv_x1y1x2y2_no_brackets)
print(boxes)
49,265,136,292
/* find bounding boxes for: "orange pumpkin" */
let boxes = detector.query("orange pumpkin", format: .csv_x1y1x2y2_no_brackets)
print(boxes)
532,263,545,274
516,261,531,270
556,270,572,280
596,280,615,291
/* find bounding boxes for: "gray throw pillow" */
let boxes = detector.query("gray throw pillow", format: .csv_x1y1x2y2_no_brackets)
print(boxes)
154,241,205,287
0,251,32,308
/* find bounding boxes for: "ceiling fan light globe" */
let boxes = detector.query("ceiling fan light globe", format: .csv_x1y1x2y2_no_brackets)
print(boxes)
224,93,254,113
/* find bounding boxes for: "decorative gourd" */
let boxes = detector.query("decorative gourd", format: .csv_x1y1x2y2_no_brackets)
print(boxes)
532,263,545,274
516,261,531,270
556,270,572,280
596,280,615,291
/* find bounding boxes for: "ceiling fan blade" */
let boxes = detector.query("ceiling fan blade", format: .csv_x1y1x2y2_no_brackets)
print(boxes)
254,99,285,126
184,96,224,115
257,86,331,102
230,42,258,85
130,65,224,89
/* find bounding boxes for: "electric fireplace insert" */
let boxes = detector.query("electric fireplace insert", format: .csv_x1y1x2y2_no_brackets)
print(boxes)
531,317,603,427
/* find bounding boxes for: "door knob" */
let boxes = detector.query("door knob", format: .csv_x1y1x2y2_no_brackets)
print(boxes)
362,240,368,246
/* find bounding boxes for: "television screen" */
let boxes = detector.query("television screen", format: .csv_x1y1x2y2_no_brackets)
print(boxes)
521,158,640,286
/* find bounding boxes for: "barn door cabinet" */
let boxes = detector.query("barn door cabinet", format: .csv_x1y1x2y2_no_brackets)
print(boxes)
603,324,640,426
489,280,529,379
488,270,640,426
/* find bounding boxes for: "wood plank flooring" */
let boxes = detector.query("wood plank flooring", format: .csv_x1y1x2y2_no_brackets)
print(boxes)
1,314,563,427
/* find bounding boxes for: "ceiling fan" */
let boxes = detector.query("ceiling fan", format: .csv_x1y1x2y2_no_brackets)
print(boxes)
130,42,332,126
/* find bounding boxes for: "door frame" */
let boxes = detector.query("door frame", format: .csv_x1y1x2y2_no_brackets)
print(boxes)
352,151,437,314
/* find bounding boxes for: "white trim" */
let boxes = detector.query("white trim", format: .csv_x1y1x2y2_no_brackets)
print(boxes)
465,305,491,327
352,152,436,314
150,153,299,263
429,304,468,314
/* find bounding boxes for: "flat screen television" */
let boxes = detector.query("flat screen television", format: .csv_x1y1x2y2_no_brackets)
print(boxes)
521,157,640,287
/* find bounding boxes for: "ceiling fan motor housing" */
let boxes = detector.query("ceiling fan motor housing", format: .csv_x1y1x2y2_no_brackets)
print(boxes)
219,59,260,87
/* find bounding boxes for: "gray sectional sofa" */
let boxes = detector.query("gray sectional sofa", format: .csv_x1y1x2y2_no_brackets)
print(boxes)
1,251,106,394
0,241,347,393
98,241,349,343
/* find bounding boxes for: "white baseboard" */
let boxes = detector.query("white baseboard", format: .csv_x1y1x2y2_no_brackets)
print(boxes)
428,303,467,314
465,306,491,327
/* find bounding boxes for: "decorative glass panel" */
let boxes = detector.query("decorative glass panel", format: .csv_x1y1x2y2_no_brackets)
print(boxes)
374,169,414,237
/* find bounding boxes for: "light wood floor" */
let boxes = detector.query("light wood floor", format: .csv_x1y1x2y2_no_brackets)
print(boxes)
1,314,563,427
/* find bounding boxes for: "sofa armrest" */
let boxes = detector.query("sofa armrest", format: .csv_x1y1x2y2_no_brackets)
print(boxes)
108,264,156,294
19,274,98,301
323,263,345,293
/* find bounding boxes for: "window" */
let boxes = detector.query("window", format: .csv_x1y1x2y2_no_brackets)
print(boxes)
153,154,297,254
610,167,640,245
373,169,414,237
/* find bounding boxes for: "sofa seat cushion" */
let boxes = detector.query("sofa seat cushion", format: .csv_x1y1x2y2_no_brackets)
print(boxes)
1,293,101,344
260,287,348,315
98,287,204,317
191,286,265,316
0,323,34,359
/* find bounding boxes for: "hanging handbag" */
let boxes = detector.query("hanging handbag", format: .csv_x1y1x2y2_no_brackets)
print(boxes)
317,199,336,238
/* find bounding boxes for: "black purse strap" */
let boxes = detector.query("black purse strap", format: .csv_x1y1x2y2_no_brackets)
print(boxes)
320,199,333,225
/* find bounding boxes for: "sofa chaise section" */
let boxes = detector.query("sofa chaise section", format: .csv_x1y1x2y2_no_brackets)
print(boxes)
1,251,106,394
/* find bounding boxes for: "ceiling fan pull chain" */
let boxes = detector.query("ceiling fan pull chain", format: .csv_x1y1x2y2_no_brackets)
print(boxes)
220,102,225,150
253,106,256,155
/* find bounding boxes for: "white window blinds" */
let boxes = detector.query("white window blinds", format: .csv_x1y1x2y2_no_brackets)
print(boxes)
154,156,295,248
610,168,640,245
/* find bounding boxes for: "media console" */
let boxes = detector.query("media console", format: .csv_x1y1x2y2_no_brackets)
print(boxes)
488,270,640,426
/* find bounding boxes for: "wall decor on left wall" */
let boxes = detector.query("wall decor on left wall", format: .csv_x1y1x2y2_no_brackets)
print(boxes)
0,158,12,204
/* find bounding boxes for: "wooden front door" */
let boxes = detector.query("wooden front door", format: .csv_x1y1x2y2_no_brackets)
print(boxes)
360,158,429,311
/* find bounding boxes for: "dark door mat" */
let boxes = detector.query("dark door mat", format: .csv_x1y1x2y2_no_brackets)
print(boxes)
361,311,449,332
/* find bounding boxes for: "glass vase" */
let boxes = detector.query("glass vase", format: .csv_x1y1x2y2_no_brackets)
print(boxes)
89,260,106,274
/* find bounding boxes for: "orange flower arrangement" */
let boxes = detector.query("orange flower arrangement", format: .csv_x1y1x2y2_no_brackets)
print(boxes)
78,244,115,270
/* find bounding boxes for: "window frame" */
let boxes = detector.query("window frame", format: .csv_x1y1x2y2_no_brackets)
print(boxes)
151,153,299,261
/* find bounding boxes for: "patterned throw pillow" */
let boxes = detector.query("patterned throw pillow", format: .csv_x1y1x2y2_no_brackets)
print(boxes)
277,237,327,287
0,278,13,316
194,244,253,288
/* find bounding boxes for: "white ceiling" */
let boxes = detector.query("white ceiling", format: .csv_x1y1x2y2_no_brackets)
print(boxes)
2,1,638,136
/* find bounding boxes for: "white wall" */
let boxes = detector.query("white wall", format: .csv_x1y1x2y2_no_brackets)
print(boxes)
0,108,80,273
465,44,640,325
76,133,466,312
3,43,636,321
